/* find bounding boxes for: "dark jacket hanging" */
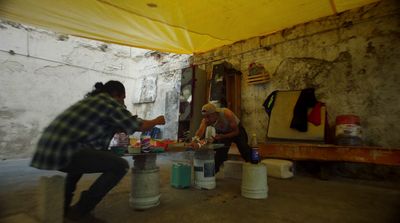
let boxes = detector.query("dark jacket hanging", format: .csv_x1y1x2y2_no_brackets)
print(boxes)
290,88,317,132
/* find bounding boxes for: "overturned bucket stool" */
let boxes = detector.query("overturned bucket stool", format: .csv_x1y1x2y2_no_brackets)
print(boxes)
38,175,65,223
194,149,216,190
241,163,268,199
130,153,160,210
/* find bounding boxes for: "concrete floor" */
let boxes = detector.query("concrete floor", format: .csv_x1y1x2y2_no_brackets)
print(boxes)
0,153,399,223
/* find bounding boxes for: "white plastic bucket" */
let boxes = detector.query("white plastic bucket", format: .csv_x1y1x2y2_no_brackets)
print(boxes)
241,163,268,199
193,150,216,190
130,167,160,209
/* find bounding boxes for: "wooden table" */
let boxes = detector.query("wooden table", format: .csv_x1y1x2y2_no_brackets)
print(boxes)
167,143,226,152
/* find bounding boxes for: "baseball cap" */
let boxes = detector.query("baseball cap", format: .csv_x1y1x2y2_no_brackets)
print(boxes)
201,103,220,115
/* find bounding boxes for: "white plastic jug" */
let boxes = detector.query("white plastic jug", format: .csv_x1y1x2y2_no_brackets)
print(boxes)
205,126,216,143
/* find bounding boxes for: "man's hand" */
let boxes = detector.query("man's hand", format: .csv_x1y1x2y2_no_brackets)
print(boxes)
190,140,206,150
190,141,201,150
206,137,215,144
139,115,166,131
213,134,223,141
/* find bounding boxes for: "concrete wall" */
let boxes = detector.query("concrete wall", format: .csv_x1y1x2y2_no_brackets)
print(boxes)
193,0,400,147
0,20,190,159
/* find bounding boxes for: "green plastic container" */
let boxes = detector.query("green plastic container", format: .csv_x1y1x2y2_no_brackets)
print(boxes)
171,162,191,188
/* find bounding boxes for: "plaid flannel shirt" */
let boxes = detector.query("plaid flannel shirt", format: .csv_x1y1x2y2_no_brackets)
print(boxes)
31,93,143,170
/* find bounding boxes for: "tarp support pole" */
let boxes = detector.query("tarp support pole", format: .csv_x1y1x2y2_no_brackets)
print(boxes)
329,0,338,14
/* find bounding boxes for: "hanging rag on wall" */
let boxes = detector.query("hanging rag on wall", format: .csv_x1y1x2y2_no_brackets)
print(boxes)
308,102,323,126
262,90,278,116
290,88,317,132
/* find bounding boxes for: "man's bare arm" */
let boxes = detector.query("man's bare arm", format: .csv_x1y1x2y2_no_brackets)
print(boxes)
139,116,165,131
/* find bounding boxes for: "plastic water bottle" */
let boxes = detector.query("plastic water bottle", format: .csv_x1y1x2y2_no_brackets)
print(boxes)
250,133,260,164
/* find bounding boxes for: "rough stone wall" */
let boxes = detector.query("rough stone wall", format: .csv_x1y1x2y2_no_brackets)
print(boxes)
0,20,190,159
193,0,400,147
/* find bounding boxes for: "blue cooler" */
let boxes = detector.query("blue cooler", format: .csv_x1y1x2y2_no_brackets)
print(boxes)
171,162,191,188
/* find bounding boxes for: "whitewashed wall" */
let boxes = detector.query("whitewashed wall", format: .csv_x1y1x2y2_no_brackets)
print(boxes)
0,20,190,159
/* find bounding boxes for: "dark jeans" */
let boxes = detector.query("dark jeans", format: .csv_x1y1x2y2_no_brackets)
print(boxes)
214,124,251,173
60,148,129,214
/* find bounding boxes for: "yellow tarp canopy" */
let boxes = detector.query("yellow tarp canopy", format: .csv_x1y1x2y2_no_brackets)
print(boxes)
0,0,379,54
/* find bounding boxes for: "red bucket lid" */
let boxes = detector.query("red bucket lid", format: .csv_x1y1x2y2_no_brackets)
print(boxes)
336,115,360,125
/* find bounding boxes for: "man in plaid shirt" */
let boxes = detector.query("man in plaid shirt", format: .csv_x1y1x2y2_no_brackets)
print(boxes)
31,80,165,220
